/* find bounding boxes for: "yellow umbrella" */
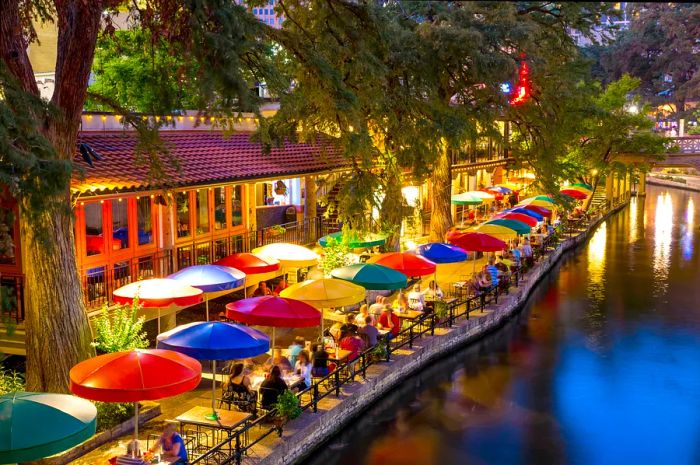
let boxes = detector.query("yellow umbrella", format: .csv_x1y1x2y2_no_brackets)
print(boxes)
517,196,554,209
498,182,521,191
280,278,366,308
471,223,517,239
252,243,319,268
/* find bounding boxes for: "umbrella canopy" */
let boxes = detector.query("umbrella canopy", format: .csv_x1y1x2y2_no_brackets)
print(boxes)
450,192,483,206
508,207,544,221
367,252,437,277
518,204,552,217
280,279,366,308
471,223,518,239
318,231,387,248
466,190,495,200
486,186,513,194
0,392,97,464
113,279,203,308
496,212,538,227
330,263,408,290
572,182,593,191
485,219,531,235
410,242,467,264
498,182,521,191
560,188,588,200
156,321,270,360
252,243,319,268
70,349,202,402
168,265,246,293
518,195,554,208
214,253,280,275
447,231,507,252
225,296,321,327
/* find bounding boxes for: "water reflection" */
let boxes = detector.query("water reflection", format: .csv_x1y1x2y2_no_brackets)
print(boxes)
682,198,694,261
628,196,638,244
652,192,673,295
587,221,607,301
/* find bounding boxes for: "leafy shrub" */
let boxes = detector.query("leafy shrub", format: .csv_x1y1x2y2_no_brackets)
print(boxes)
92,298,148,353
94,401,135,432
274,389,302,420
0,367,25,395
319,236,352,277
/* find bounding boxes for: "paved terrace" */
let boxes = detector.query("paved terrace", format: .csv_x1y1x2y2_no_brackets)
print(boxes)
66,209,611,465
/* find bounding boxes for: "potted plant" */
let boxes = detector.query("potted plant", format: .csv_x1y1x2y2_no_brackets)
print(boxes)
273,389,302,431
371,339,389,361
274,180,288,196
269,224,286,236
433,300,448,325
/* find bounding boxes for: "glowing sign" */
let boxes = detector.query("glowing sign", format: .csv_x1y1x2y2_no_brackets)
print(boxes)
509,61,531,106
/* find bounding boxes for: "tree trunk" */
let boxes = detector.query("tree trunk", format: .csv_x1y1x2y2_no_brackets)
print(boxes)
380,171,404,251
1,0,105,391
22,202,95,392
429,148,453,242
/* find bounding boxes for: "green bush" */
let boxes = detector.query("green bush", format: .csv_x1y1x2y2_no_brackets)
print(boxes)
318,236,352,276
94,401,135,432
274,389,302,420
0,367,25,395
92,298,149,353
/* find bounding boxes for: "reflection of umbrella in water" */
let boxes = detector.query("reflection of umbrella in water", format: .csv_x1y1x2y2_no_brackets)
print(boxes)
0,392,97,464
157,321,269,420
455,362,513,409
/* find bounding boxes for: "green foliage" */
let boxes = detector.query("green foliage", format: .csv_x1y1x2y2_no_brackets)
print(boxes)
92,298,149,354
273,389,301,420
269,224,286,235
94,401,135,432
319,236,352,277
433,300,448,319
0,367,25,395
371,338,388,360
600,3,700,114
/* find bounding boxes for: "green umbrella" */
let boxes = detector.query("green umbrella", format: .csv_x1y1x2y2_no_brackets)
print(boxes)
319,231,387,249
572,182,593,191
0,392,97,464
450,192,484,206
485,218,532,235
330,263,408,290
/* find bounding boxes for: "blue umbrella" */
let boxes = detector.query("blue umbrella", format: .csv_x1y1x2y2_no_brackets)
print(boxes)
157,321,269,420
169,265,246,321
410,242,467,264
507,207,544,221
486,186,513,194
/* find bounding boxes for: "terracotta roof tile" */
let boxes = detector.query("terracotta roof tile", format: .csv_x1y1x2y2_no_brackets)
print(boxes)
73,131,345,194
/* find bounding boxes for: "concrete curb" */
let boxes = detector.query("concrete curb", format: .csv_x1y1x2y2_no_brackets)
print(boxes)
646,177,700,193
253,204,628,465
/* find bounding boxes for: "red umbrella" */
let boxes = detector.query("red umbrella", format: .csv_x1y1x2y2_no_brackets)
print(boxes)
225,296,321,328
215,253,280,275
496,212,538,227
368,252,436,277
70,349,201,443
560,189,588,200
225,296,321,348
519,205,552,217
113,278,203,308
446,231,506,252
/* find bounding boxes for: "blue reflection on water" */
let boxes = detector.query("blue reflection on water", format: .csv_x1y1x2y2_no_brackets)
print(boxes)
555,328,700,465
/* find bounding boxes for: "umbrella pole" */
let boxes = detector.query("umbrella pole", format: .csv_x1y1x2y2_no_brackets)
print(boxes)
157,309,161,334
133,401,139,455
272,327,276,350
206,360,219,420
205,296,210,322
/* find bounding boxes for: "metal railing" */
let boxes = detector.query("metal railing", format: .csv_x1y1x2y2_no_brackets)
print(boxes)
183,224,587,465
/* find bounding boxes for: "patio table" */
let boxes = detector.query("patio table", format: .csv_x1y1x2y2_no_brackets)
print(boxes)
176,406,251,452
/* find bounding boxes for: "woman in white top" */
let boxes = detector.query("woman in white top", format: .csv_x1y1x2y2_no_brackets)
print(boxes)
294,350,312,389
353,304,375,326
423,280,444,301
407,284,425,311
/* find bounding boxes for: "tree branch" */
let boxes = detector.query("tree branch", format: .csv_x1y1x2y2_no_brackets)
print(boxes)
0,0,39,95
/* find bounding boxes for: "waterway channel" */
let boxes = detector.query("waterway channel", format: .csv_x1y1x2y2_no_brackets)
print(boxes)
304,184,700,465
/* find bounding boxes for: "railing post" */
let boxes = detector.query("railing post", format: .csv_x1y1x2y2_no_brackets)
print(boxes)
334,368,341,397
408,325,414,348
235,432,242,465
430,313,435,336
313,383,319,413
448,303,454,326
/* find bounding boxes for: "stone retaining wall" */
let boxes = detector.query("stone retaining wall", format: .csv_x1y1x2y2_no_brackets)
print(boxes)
257,204,627,465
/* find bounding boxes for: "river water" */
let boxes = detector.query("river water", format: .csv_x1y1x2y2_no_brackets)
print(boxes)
305,185,700,465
